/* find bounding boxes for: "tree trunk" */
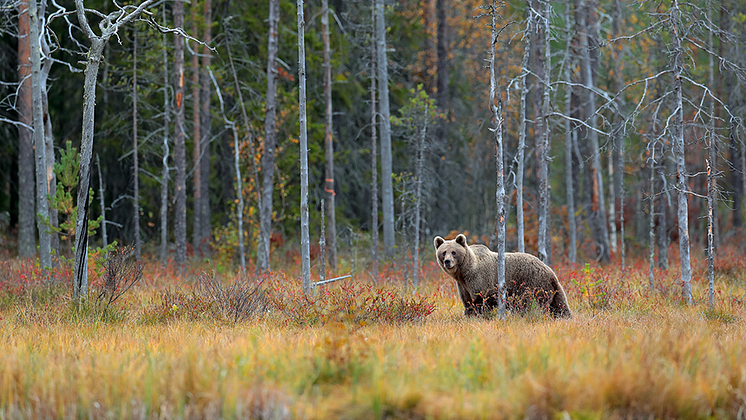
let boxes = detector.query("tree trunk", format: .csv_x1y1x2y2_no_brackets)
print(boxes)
370,4,379,279
563,0,576,263
258,0,279,273
174,0,187,270
17,0,35,259
608,153,617,253
376,0,395,255
322,0,337,271
489,0,506,319
436,0,449,113
226,39,262,265
30,0,51,269
96,154,107,249
39,16,58,260
297,0,311,294
199,0,212,252
657,153,669,270
516,8,529,254
648,143,656,289
191,1,202,257
670,0,692,305
413,105,428,291
160,2,170,265
578,0,610,262
537,0,551,265
706,0,716,309
72,37,105,302
133,26,141,261
731,129,743,229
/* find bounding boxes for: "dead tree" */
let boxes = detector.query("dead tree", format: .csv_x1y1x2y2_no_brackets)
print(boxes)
258,0,280,273
322,0,337,271
515,7,530,254
562,0,576,263
297,0,311,294
174,0,187,270
536,0,551,264
370,2,379,279
376,0,395,255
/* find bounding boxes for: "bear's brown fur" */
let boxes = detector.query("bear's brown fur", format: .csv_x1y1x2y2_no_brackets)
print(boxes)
434,234,571,318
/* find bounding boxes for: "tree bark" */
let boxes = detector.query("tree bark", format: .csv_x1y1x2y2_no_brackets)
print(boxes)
413,104,428,290
72,36,105,302
199,0,212,252
30,0,51,269
536,0,551,265
39,16,58,260
370,5,379,279
578,0,610,262
160,2,170,265
17,0,35,259
191,1,202,257
133,26,141,261
489,0,506,319
376,0,395,255
322,0,337,271
670,0,692,305
174,0,187,270
648,144,656,289
563,0,576,263
96,154,107,249
297,0,311,294
436,0,449,112
258,0,279,273
516,7,530,254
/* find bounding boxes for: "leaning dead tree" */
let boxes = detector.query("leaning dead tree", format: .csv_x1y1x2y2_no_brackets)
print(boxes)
67,0,200,303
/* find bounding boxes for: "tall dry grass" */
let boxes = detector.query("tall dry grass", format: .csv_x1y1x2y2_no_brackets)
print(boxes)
1,244,745,419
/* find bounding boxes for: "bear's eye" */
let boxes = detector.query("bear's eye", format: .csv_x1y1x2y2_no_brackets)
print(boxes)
451,251,456,255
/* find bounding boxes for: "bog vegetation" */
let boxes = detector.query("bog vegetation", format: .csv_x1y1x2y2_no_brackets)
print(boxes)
1,240,746,419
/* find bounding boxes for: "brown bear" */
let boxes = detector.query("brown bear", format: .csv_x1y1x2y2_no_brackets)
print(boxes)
433,234,571,318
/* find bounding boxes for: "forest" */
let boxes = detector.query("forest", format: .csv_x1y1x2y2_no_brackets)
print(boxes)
1,0,746,418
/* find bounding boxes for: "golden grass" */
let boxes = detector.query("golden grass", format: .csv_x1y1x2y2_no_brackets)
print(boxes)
1,251,746,419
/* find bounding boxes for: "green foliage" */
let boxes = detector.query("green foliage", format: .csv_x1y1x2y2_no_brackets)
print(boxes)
42,141,103,255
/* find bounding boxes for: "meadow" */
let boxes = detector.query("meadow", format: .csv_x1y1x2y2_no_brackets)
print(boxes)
1,244,746,420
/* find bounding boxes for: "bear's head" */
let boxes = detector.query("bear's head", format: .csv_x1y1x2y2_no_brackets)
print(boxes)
433,234,469,275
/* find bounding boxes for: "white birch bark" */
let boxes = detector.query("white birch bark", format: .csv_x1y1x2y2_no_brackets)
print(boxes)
297,0,311,294
706,0,716,309
648,142,656,290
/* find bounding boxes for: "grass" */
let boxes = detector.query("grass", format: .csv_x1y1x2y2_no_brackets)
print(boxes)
1,245,746,419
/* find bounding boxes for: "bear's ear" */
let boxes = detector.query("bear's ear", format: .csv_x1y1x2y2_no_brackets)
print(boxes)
434,236,445,250
455,234,467,247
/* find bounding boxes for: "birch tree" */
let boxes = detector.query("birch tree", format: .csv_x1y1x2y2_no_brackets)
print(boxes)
297,0,311,293
258,0,279,273
322,0,337,272
376,0,395,255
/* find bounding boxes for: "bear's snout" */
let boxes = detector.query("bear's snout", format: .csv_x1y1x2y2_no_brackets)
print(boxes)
443,258,454,269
